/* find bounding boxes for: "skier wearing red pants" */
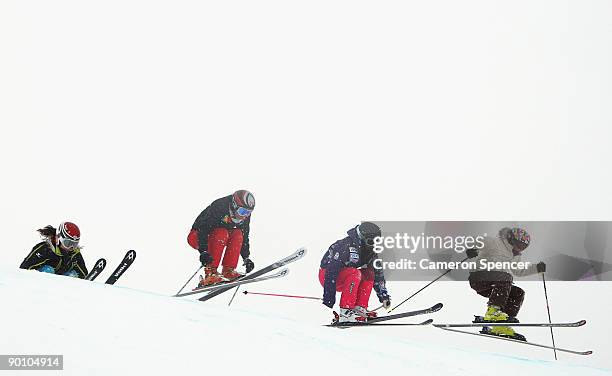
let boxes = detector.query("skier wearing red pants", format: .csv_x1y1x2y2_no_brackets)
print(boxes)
319,222,391,323
188,190,256,288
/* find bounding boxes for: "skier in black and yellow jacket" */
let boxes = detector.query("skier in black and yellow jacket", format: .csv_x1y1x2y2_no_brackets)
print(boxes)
20,222,88,279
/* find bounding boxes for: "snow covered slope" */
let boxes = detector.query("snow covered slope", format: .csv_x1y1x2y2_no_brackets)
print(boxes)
1,267,610,376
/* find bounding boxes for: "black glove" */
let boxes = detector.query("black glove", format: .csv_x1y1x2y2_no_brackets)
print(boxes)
199,250,213,266
243,258,255,273
537,261,546,273
466,248,479,258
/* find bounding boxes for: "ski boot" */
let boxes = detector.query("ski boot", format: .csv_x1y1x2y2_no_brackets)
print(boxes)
332,308,368,325
221,266,244,281
354,306,378,319
480,326,527,342
479,305,526,341
473,305,519,324
194,267,227,289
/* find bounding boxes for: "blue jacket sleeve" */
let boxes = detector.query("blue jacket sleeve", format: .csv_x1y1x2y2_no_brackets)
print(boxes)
322,242,347,308
371,256,390,302
323,259,343,308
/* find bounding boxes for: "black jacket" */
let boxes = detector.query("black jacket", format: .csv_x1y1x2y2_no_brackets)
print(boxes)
20,240,88,278
191,195,251,259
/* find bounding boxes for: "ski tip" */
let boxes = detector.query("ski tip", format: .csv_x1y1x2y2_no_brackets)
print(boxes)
578,319,587,326
277,268,290,276
243,291,248,295
432,302,443,311
297,247,307,256
421,319,434,325
325,324,349,328
584,350,593,355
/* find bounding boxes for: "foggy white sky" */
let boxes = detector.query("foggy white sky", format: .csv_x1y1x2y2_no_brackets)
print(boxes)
1,0,611,294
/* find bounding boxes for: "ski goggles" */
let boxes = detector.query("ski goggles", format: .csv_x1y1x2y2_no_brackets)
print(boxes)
362,237,377,247
235,206,252,217
511,228,530,247
59,236,79,250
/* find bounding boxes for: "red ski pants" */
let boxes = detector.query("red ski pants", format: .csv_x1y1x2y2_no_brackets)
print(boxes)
188,228,243,269
318,267,375,309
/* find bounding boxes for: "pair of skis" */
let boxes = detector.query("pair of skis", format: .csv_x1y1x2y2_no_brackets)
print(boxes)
174,248,307,301
175,268,290,298
433,320,592,356
326,303,443,328
326,304,591,356
85,250,137,285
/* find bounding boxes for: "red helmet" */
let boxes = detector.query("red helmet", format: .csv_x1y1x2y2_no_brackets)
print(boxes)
58,221,80,249
230,190,255,221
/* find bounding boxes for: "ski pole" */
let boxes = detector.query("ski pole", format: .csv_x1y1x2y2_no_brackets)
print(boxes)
243,291,322,300
175,266,202,296
389,256,470,313
228,286,240,306
542,273,558,360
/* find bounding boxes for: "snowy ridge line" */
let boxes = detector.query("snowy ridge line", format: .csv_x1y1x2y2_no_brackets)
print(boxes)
4,265,603,372
438,327,593,356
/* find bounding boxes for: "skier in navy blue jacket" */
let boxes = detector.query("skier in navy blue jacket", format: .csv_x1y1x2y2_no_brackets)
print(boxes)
319,222,391,323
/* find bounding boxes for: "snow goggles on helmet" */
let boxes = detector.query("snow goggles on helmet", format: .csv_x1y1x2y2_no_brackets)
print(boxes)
231,200,252,217
59,236,79,249
235,206,252,217
357,222,381,247
510,228,530,250
362,237,377,247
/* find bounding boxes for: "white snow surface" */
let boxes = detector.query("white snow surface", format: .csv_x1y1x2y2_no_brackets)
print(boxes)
1,266,610,376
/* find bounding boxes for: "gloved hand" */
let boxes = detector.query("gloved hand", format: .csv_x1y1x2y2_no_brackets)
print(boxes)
64,270,79,278
243,258,255,273
379,293,391,309
199,250,213,266
537,261,546,273
382,299,392,310
466,248,479,258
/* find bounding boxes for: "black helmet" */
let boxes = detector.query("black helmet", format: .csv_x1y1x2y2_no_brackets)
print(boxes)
357,222,381,247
